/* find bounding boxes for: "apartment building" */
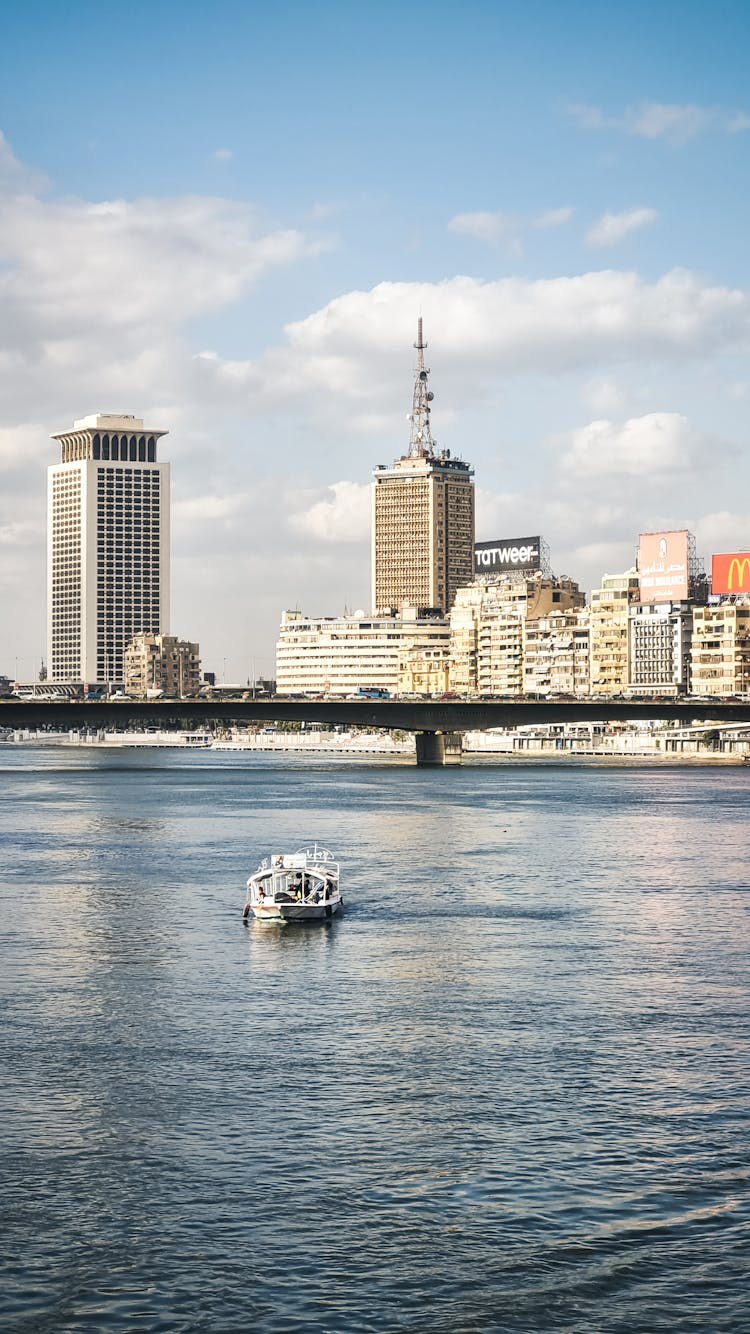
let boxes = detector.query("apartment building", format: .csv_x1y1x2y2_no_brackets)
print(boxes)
589,570,640,694
524,609,591,696
690,602,750,695
628,603,693,695
275,608,450,696
449,574,585,695
124,633,201,697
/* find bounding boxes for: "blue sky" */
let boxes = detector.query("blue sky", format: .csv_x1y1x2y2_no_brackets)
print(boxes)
2,0,750,679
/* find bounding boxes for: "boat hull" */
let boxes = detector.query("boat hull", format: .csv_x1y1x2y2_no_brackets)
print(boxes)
250,900,342,922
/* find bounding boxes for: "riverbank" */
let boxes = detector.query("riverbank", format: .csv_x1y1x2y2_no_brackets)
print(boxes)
3,725,749,762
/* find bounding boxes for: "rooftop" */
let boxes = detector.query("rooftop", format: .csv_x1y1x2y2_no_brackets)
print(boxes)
73,414,145,430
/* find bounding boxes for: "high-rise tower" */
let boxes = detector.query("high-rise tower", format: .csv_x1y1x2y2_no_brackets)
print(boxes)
47,414,170,686
372,320,474,616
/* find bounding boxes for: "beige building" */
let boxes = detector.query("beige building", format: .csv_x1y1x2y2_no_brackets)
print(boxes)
449,574,585,695
524,610,591,696
372,322,474,616
690,602,750,695
276,608,450,697
589,570,640,694
124,633,201,697
398,644,451,696
48,414,170,686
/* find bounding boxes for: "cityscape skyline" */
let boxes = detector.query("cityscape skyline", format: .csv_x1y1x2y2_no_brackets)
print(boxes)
2,1,750,680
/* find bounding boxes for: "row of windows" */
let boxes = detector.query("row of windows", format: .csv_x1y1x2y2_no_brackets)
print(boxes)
97,473,159,482
90,435,157,462
97,507,159,515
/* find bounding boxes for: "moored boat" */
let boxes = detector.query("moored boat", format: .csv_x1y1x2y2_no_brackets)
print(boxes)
243,844,342,922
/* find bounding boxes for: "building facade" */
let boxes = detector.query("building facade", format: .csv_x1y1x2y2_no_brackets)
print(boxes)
690,602,750,695
398,644,452,696
589,570,640,695
449,574,586,695
275,608,450,696
628,603,693,695
372,321,474,616
48,414,170,686
124,634,201,697
524,609,591,697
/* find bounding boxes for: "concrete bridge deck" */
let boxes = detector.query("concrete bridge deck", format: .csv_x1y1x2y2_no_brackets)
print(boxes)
4,697,750,764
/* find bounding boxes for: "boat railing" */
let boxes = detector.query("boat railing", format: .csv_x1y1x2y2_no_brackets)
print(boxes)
295,843,336,863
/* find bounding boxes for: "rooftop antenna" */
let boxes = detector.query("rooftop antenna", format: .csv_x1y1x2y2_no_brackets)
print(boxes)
407,317,435,457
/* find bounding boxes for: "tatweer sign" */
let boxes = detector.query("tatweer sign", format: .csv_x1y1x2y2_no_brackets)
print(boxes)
638,530,689,604
475,537,541,574
712,552,750,595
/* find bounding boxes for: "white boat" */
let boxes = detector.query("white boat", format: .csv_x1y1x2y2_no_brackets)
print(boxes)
243,844,342,923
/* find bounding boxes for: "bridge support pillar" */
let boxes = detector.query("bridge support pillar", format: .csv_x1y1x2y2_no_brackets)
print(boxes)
415,731,445,766
443,731,463,764
415,731,463,766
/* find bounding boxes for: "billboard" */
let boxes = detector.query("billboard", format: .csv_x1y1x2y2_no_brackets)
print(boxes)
712,552,750,595
475,536,541,575
638,530,689,604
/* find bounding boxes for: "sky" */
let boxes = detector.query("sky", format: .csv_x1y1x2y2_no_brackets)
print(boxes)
1,0,749,682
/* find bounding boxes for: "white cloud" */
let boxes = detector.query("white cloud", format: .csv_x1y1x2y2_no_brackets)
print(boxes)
0,130,334,436
586,207,658,248
581,377,626,414
570,540,637,580
560,412,723,479
447,211,522,255
0,130,48,195
448,206,573,250
567,104,611,131
692,510,750,555
0,517,43,547
0,423,47,473
173,492,248,523
475,486,524,539
532,207,573,229
0,194,326,330
568,101,750,145
287,481,370,542
628,103,713,143
198,269,750,415
212,147,233,161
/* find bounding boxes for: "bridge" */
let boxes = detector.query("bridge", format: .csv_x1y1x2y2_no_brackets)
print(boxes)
4,696,750,764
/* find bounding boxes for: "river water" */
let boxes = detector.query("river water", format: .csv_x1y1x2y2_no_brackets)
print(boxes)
1,746,748,1332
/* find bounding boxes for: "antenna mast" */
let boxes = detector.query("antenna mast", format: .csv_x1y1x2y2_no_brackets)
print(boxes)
407,317,435,456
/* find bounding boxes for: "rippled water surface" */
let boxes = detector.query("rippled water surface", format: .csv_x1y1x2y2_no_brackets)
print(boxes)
1,746,749,1332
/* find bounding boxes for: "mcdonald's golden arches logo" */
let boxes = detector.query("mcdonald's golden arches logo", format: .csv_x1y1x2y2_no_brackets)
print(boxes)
712,552,750,595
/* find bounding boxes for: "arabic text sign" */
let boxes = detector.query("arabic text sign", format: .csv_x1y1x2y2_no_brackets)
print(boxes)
638,531,689,603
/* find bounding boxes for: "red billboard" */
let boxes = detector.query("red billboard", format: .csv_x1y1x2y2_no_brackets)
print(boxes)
712,552,750,595
638,530,689,604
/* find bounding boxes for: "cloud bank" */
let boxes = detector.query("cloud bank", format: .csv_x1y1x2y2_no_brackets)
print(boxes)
1,131,748,670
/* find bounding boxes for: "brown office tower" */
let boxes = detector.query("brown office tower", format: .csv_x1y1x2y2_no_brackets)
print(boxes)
372,320,474,616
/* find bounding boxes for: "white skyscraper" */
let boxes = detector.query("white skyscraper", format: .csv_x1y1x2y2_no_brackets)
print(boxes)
47,414,170,686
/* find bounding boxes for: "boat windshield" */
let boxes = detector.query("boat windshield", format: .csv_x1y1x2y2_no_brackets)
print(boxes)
253,867,334,903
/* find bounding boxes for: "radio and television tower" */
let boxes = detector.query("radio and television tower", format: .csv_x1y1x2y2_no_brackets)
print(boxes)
407,317,435,457
371,320,475,616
